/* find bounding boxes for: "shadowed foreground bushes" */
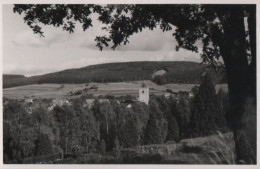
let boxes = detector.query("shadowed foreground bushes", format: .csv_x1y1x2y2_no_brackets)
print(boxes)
180,144,203,154
23,153,62,164
53,153,165,164
122,154,164,164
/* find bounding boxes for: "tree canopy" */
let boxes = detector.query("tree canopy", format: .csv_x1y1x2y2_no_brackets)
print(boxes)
13,5,255,68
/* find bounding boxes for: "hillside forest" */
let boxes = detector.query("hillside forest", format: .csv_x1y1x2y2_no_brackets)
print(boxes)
3,61,227,88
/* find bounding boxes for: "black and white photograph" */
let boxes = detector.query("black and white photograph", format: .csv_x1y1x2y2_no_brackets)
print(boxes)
1,1,258,166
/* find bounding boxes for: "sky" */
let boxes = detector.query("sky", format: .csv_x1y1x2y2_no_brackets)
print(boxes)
3,4,202,77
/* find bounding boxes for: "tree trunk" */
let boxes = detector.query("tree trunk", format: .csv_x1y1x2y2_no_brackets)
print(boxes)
147,4,257,164
220,7,256,164
247,5,256,99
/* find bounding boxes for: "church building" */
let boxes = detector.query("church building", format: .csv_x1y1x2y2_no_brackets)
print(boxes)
138,83,149,105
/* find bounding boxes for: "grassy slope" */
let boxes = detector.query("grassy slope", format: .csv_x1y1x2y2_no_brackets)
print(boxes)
3,61,225,88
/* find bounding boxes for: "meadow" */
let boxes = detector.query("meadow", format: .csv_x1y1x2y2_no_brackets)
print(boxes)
3,80,228,99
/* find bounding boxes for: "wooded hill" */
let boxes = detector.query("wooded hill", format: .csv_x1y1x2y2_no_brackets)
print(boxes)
3,61,226,88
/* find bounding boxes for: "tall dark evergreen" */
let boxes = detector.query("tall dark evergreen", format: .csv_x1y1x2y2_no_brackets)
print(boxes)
121,115,140,147
167,115,180,142
189,73,223,137
144,100,168,144
156,96,180,142
144,113,162,145
175,96,191,138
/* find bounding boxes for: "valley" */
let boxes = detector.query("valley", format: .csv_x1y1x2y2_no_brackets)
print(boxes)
3,80,228,99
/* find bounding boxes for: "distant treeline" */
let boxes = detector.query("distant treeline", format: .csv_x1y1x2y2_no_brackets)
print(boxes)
3,74,25,79
3,61,227,88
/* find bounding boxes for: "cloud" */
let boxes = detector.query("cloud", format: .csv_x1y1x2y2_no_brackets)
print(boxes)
11,18,177,52
4,8,203,77
12,31,45,47
162,48,202,62
80,27,177,51
4,48,202,77
11,29,76,48
118,29,176,51
3,64,58,77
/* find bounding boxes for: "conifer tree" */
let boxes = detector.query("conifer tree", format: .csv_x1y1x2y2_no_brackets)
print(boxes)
144,100,167,144
189,73,222,137
144,113,162,145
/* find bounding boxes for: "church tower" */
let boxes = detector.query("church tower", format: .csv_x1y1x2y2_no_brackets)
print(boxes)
138,83,149,105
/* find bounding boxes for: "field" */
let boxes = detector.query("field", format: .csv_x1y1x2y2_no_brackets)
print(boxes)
3,80,228,99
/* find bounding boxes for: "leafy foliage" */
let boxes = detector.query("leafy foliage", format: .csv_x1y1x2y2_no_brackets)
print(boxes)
12,4,254,67
3,84,230,163
35,133,54,156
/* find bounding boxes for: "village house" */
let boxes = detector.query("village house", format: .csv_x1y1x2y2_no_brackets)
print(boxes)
48,99,72,111
24,96,34,103
84,99,110,108
188,92,194,98
164,92,171,99
84,99,95,108
126,104,132,109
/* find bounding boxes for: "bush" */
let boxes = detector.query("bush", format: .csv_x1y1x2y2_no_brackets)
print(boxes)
180,144,203,154
76,155,101,164
105,95,116,100
80,93,94,99
75,154,119,164
101,155,118,164
99,140,106,155
35,133,54,156
152,75,167,85
23,153,61,164
122,154,164,164
166,89,173,93
54,157,75,164
73,90,82,95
